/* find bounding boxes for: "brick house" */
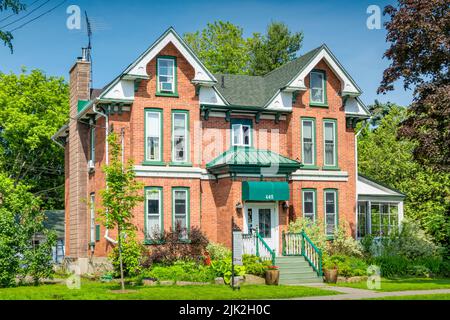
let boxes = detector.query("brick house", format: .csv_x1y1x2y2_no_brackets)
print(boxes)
53,27,404,275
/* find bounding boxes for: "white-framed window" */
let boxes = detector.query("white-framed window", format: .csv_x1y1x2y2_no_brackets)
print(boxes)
370,202,399,237
173,188,189,239
357,201,368,238
302,189,316,221
301,118,315,166
324,190,337,236
146,188,162,239
172,112,188,163
157,57,175,93
231,123,251,147
145,110,162,162
323,120,337,167
89,193,95,244
310,71,325,104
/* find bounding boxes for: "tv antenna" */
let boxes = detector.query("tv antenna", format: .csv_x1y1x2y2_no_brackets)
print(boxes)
84,11,93,95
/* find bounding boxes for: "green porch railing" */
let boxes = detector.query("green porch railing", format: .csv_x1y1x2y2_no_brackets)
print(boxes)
282,231,323,277
242,228,276,266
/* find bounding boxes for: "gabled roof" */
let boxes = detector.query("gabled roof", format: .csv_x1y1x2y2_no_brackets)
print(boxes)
357,174,406,199
206,146,301,175
43,210,65,239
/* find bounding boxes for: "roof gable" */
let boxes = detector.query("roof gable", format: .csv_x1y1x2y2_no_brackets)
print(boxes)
357,175,405,198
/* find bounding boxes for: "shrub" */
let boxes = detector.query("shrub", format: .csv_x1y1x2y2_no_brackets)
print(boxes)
141,224,209,267
323,254,368,277
288,218,327,252
369,255,450,278
242,254,271,277
206,242,231,260
210,259,245,284
141,261,216,283
326,222,363,257
109,232,145,277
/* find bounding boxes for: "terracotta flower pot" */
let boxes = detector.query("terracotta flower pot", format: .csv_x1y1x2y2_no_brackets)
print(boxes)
265,269,280,285
324,268,338,283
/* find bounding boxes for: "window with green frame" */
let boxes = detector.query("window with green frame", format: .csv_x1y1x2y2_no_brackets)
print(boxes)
144,109,163,164
231,119,252,147
172,187,190,239
156,56,178,97
301,117,317,168
145,187,163,241
302,189,317,222
171,110,190,164
323,119,338,169
324,189,338,237
309,70,327,107
90,126,95,162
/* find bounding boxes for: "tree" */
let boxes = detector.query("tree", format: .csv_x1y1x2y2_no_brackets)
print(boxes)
184,21,250,74
0,69,69,209
248,21,303,76
99,132,143,291
378,0,450,171
358,104,450,254
0,0,26,52
0,173,56,287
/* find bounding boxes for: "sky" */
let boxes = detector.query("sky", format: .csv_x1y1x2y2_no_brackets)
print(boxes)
0,0,412,106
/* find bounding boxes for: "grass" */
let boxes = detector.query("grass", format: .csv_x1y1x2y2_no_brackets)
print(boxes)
367,294,450,300
0,279,339,300
330,277,450,292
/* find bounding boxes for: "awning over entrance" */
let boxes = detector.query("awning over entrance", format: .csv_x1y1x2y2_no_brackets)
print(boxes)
242,181,289,201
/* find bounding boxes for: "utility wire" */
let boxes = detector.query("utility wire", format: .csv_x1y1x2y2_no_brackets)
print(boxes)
0,0,50,29
0,0,42,24
8,0,67,33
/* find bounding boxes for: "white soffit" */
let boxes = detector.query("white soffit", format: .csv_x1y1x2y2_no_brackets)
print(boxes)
357,175,404,197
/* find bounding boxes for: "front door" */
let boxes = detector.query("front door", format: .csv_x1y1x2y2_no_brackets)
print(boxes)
244,203,278,254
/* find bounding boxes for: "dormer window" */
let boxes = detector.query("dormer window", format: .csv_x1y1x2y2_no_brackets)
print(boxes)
157,56,178,96
309,70,327,106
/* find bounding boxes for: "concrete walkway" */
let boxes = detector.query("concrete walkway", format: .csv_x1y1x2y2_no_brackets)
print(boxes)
292,283,450,300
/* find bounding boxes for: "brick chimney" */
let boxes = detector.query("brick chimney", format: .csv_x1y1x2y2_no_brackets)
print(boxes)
66,51,91,261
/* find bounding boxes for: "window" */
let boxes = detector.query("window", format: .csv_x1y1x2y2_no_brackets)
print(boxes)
323,120,337,168
90,126,95,162
369,202,399,237
310,70,326,105
172,111,189,163
258,209,271,238
90,193,95,245
145,109,162,162
302,189,316,221
357,201,368,238
173,188,189,239
231,119,252,147
301,118,316,166
145,187,163,239
324,190,338,236
157,57,176,94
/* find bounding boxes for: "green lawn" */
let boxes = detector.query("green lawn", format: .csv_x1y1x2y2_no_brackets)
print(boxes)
368,294,450,300
331,277,450,292
0,280,339,300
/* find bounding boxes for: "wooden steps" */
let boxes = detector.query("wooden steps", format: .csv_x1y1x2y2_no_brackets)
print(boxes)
276,256,323,285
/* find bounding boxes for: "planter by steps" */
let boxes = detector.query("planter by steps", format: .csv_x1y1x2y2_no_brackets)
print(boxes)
323,268,338,284
265,266,280,285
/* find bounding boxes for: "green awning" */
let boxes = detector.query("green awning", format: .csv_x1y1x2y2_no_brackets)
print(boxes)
242,181,290,201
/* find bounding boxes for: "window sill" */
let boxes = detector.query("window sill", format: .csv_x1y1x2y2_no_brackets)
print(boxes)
141,161,166,166
301,165,319,170
169,162,192,167
156,92,179,98
309,102,329,108
322,166,341,171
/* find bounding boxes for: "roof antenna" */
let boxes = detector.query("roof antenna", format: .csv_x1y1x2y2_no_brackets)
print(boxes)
221,75,225,88
84,11,93,97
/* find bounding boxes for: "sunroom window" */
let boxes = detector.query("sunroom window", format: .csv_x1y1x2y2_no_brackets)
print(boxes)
158,57,175,93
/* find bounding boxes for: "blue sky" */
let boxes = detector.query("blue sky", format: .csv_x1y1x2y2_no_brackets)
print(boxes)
0,0,412,106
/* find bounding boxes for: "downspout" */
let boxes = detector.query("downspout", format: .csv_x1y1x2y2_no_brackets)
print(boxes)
92,103,117,245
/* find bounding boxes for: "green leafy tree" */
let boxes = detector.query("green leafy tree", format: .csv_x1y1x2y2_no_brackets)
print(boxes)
378,0,450,171
248,21,303,76
0,69,69,209
358,104,450,253
99,132,143,290
0,0,26,52
0,173,56,287
184,21,250,74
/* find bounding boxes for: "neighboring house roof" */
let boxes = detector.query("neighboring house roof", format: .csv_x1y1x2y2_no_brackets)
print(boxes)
206,146,301,175
357,174,406,199
43,210,65,239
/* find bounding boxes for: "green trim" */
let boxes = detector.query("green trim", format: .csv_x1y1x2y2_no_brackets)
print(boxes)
144,186,164,243
302,188,317,222
309,69,328,107
172,187,190,237
95,225,100,242
142,161,166,166
90,126,95,163
156,55,178,96
171,110,190,164
77,100,89,113
322,118,339,170
168,162,193,167
324,188,339,238
300,117,317,168
144,108,163,164
230,118,253,147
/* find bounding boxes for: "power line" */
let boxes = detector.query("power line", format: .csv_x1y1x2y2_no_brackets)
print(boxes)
0,0,50,29
8,0,67,33
0,0,42,24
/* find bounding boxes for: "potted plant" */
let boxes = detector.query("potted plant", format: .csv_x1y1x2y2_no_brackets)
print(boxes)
323,256,338,283
265,265,280,285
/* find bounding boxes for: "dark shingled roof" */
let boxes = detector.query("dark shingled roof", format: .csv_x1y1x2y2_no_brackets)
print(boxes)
43,210,65,239
213,45,323,108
